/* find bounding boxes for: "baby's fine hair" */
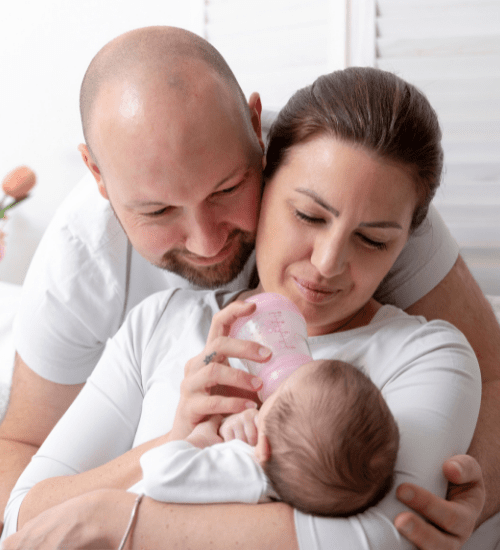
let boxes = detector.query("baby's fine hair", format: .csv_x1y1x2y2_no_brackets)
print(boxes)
263,359,399,517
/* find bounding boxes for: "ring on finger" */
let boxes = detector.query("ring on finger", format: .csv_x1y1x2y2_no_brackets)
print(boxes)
203,351,217,365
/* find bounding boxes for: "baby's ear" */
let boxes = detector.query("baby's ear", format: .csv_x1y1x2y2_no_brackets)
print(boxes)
255,432,271,465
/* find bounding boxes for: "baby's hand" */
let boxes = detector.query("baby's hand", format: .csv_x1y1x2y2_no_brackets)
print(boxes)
185,415,224,449
220,408,259,446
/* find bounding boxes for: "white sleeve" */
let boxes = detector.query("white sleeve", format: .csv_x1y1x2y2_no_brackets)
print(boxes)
140,439,273,504
12,188,128,384
374,205,459,309
294,321,481,550
1,293,171,540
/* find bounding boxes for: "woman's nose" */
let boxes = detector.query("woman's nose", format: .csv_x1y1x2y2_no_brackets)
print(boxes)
310,233,348,279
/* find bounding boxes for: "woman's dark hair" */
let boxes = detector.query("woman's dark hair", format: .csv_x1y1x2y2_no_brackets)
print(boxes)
264,67,443,230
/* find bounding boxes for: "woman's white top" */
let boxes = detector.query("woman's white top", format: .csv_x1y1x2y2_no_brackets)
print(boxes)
3,288,481,549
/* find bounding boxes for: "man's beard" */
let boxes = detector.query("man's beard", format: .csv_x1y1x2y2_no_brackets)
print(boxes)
155,229,256,288
109,202,256,289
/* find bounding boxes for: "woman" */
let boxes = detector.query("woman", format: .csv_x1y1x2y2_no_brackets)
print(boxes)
2,67,481,549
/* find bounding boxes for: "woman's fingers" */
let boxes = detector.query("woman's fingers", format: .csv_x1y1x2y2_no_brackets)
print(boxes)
177,363,261,434
185,335,271,378
184,360,263,396
187,392,258,420
206,300,256,342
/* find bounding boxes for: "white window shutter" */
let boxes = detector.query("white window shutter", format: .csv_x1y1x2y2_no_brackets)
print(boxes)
351,0,500,294
204,0,348,111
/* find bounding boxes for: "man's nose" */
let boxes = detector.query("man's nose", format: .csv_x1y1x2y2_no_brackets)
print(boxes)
184,207,229,258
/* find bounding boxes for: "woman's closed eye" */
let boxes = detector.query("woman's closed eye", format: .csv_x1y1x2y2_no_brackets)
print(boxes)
358,233,388,250
294,209,325,225
294,208,388,249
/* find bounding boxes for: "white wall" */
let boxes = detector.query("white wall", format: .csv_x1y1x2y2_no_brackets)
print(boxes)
373,0,500,295
206,0,347,111
0,0,199,285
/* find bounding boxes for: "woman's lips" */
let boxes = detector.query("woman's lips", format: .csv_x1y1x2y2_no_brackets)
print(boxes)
293,277,340,303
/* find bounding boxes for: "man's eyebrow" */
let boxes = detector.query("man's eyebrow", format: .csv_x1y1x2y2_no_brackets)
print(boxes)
295,188,340,216
127,167,249,208
295,188,403,229
213,166,249,191
126,199,167,208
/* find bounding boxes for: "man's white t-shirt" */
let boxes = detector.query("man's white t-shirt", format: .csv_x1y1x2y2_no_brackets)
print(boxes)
13,173,459,385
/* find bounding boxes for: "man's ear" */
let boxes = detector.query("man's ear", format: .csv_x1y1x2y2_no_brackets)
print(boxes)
248,92,265,153
255,430,271,465
78,144,108,200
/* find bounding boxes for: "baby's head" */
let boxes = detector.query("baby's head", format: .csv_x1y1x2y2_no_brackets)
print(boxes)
255,359,399,517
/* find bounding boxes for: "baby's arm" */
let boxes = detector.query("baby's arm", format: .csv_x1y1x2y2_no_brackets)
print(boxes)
139,429,270,504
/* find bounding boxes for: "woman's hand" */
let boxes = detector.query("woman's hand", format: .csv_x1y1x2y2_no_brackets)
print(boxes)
170,300,269,441
220,408,259,446
394,454,485,549
1,489,132,550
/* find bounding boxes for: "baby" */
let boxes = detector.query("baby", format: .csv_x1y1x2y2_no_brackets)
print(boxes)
129,359,400,517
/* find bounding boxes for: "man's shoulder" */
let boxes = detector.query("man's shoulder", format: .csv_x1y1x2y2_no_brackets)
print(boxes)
49,173,124,255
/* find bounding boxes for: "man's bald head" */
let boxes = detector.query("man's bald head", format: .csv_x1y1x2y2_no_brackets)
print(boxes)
78,26,265,288
80,26,250,160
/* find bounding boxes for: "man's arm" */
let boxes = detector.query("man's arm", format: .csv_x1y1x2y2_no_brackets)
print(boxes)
406,254,500,525
0,354,83,533
395,454,485,549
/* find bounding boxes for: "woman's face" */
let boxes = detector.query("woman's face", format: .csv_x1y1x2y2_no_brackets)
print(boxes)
256,136,418,336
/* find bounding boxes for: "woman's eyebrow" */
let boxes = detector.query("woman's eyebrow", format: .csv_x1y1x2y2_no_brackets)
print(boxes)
295,187,403,229
359,221,403,229
295,188,339,216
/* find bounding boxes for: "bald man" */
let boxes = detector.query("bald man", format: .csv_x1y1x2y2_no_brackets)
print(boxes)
1,26,498,550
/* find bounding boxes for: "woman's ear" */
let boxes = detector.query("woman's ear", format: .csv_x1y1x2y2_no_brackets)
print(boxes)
78,144,108,200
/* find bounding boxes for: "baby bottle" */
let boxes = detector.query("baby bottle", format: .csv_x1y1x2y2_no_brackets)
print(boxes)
230,292,312,401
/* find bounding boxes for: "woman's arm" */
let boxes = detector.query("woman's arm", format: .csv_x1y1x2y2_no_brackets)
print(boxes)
17,424,169,529
2,490,298,550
